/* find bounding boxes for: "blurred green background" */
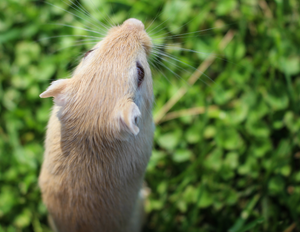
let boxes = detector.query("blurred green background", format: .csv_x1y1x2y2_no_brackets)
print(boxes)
1,0,300,231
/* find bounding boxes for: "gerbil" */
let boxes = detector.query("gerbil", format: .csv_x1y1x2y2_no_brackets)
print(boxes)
39,18,154,232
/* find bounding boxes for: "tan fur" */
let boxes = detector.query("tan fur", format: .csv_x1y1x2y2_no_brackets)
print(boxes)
39,19,153,232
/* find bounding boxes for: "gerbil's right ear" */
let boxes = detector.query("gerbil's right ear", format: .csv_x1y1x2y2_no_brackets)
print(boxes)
114,101,141,140
40,79,70,106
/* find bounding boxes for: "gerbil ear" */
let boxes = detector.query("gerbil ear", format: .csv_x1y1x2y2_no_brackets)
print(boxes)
40,79,70,106
116,102,141,139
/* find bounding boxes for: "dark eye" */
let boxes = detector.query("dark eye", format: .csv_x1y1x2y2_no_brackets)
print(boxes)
84,49,94,58
136,62,144,87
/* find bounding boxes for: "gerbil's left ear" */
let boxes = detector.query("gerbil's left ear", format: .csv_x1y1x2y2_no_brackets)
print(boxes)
115,102,141,139
40,79,70,106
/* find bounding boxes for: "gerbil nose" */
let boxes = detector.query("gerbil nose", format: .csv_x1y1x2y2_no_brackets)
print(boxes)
123,18,145,30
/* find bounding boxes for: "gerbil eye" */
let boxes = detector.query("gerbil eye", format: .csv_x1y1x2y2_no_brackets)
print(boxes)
136,62,144,87
84,49,94,58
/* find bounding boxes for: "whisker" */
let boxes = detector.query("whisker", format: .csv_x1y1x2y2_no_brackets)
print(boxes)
151,50,192,82
62,0,104,31
72,38,103,43
153,34,209,41
151,32,219,41
154,44,233,64
37,34,102,42
50,42,98,55
149,56,172,84
44,1,105,33
48,23,104,35
152,16,198,41
147,18,169,35
152,55,187,82
145,6,163,31
149,25,169,38
69,0,110,30
88,0,115,28
152,50,193,76
152,49,214,85
154,44,215,57
153,24,234,40
152,49,185,70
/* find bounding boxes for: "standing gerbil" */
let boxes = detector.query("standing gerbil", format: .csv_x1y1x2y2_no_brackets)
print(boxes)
39,18,154,232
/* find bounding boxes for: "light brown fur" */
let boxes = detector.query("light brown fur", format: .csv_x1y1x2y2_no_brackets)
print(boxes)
39,19,153,232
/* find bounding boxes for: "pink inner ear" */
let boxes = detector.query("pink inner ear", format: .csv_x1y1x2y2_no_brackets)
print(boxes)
40,79,70,106
53,93,67,106
118,102,141,136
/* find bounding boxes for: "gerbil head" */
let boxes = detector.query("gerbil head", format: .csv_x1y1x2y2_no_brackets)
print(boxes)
40,18,153,141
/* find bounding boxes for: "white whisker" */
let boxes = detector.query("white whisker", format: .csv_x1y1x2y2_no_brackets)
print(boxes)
152,50,192,75
147,18,169,35
154,44,233,64
154,44,214,57
37,34,101,42
88,0,115,28
151,50,191,83
69,0,110,30
62,0,104,31
151,49,214,85
48,23,104,35
153,25,232,40
153,56,186,81
45,1,106,33
149,56,172,84
51,42,98,54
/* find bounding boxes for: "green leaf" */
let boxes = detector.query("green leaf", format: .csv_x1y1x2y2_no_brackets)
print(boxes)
157,130,181,150
246,120,270,138
278,56,300,75
224,152,239,170
216,0,237,15
215,128,243,150
13,209,32,228
203,125,216,139
205,148,223,171
237,217,264,232
186,125,201,143
172,149,193,163
268,176,285,195
228,100,249,124
249,139,272,157
197,189,213,208
224,41,246,60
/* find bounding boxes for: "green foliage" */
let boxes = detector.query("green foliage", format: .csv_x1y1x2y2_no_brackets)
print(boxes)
1,0,300,231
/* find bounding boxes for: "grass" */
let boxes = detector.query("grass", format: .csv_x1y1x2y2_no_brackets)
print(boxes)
0,0,300,231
